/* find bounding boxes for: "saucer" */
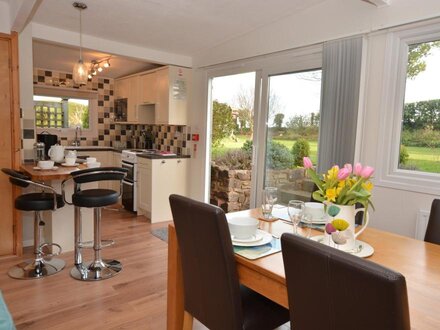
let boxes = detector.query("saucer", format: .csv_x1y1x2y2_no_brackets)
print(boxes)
61,163,79,167
232,230,273,247
33,166,59,171
305,215,328,224
231,232,263,243
310,235,374,258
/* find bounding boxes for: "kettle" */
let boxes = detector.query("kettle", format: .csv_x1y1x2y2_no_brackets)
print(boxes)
48,144,65,163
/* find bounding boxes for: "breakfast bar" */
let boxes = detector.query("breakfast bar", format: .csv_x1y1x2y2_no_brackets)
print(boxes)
19,164,94,253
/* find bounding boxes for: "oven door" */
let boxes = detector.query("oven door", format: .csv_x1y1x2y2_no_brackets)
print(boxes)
122,179,137,212
121,161,136,182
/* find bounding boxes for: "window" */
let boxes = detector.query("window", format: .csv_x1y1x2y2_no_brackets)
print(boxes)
34,96,90,129
399,40,440,174
376,22,440,195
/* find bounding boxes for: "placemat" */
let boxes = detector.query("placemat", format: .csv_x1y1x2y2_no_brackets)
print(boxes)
233,237,281,260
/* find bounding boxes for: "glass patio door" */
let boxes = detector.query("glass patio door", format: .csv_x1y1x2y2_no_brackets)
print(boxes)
255,65,323,206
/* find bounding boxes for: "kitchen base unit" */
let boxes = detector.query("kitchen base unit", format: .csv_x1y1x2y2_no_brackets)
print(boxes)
137,157,188,223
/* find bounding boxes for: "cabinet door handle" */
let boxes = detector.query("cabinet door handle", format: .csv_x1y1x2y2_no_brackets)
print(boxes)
161,160,166,164
177,160,181,163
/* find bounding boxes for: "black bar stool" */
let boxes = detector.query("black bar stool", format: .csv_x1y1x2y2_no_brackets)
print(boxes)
62,167,127,281
1,168,65,279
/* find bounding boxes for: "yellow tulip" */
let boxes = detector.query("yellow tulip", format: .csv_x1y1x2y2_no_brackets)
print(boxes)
362,181,374,192
325,187,338,202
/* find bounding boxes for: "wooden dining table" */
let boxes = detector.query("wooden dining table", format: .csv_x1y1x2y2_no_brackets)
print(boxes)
167,208,440,330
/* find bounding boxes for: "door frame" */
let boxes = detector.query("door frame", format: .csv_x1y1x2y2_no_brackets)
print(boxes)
0,32,22,256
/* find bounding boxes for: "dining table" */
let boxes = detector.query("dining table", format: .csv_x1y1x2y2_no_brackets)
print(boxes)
167,208,440,330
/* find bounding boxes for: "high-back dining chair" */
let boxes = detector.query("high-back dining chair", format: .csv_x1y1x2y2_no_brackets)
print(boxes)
425,199,440,245
169,194,290,330
281,233,411,330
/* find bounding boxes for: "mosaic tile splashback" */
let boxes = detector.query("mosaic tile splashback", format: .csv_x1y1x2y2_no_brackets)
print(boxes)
32,68,192,155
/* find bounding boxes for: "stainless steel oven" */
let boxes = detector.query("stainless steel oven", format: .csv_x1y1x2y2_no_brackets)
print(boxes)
121,150,138,212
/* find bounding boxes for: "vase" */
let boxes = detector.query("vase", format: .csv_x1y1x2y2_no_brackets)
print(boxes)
323,203,369,251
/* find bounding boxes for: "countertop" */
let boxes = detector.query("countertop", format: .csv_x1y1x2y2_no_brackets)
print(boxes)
64,146,190,159
21,163,88,181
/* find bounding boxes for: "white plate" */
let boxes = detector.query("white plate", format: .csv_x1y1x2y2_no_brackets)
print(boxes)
232,230,273,247
33,166,59,171
304,215,328,224
231,232,263,243
61,163,79,167
310,235,374,258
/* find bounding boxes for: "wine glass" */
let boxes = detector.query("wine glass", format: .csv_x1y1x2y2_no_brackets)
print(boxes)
262,187,278,219
287,200,305,235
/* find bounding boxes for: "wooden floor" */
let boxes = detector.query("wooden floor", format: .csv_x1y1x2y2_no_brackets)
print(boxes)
0,209,170,330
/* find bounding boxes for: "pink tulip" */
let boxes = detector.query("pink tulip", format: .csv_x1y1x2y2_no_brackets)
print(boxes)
361,166,375,178
354,163,363,176
337,168,351,180
344,163,352,173
303,157,313,169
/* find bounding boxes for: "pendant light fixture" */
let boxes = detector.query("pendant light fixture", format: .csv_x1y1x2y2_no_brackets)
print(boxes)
72,2,88,85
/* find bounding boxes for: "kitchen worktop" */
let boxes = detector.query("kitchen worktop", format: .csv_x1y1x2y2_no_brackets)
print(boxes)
137,153,191,160
64,146,190,158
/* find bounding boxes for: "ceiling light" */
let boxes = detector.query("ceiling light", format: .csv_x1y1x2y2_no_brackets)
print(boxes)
72,2,88,85
87,74,92,79
103,60,110,68
97,66,103,72
92,70,97,76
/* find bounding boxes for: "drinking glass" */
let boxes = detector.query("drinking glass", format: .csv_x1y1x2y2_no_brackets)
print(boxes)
301,213,313,238
287,200,305,235
261,187,278,219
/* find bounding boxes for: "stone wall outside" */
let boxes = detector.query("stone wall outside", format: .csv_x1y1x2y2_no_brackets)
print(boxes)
210,163,315,213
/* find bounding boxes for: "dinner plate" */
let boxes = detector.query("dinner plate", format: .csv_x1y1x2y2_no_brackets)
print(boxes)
231,232,263,243
61,163,79,167
232,230,273,247
310,235,374,258
304,215,328,224
33,166,59,171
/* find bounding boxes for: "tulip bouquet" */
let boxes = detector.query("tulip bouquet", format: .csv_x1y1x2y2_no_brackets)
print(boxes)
302,157,374,209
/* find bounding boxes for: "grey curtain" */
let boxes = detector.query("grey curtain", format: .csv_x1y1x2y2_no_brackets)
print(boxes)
317,37,363,173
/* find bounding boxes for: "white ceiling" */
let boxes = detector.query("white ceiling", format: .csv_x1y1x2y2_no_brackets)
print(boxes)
33,41,158,78
32,0,327,57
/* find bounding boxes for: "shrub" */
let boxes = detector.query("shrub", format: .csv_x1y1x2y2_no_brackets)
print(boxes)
241,140,253,154
212,149,252,170
266,141,294,170
291,138,310,167
399,145,409,165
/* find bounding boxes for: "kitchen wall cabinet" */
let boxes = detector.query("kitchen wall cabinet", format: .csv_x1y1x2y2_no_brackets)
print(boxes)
139,72,157,104
115,76,152,124
137,157,188,223
155,66,191,125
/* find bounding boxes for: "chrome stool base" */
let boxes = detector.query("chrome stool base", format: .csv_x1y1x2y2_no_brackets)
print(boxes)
70,259,122,281
8,258,65,280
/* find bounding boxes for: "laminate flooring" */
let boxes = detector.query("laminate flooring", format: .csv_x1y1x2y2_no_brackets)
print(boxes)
0,209,169,330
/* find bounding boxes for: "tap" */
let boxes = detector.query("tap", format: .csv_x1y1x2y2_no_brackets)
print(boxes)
72,126,81,146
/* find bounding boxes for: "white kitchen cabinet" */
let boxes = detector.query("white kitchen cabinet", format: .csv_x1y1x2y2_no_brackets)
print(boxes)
115,76,152,123
137,157,188,223
155,66,191,125
139,72,157,104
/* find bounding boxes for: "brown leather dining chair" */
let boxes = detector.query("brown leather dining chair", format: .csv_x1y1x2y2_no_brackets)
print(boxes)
169,194,290,330
425,199,440,245
281,233,411,330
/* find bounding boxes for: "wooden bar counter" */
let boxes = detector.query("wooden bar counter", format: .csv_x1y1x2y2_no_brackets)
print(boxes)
20,163,94,253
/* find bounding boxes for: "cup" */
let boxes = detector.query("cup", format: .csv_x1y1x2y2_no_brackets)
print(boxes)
261,202,273,219
64,156,76,166
304,202,325,219
86,157,97,164
37,160,54,170
261,187,278,219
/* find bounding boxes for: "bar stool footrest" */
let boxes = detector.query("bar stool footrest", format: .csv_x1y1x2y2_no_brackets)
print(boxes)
78,239,115,249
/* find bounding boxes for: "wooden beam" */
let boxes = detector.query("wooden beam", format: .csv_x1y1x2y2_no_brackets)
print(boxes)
10,0,42,33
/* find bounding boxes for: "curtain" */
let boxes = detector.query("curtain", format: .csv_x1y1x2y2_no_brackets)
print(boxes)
317,36,363,173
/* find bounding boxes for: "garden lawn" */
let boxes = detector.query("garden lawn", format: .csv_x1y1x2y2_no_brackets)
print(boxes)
405,146,440,173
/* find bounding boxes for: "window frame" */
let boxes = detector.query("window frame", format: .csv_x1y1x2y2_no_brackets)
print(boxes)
376,22,440,195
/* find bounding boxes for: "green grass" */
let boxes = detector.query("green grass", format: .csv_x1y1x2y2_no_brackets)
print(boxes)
212,135,440,173
404,146,440,173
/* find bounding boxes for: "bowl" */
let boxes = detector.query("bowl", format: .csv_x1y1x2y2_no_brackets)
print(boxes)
87,162,101,168
304,202,325,219
227,217,259,239
37,160,55,170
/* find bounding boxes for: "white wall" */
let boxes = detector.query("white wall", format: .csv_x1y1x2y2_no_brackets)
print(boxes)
194,0,440,67
188,1,440,239
0,1,10,34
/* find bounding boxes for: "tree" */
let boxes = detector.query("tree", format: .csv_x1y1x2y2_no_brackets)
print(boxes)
273,113,284,129
407,41,440,79
211,100,235,148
